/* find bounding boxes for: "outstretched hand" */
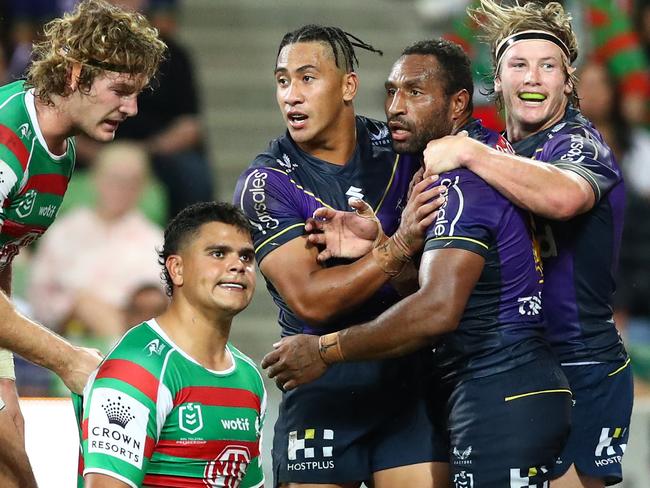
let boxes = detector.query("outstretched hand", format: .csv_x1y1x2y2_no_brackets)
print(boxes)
261,335,327,391
305,198,383,262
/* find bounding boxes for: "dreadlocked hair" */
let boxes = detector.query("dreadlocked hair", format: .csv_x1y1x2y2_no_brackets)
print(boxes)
469,0,579,108
276,24,383,72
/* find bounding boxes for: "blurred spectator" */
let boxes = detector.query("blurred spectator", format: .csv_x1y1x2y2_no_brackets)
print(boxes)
577,60,650,382
123,283,168,330
76,0,214,220
438,0,649,130
28,142,163,343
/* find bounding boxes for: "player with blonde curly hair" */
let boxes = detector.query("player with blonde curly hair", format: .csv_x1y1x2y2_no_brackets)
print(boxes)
0,1,165,486
423,2,631,487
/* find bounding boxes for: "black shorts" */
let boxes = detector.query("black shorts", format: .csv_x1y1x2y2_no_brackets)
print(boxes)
272,351,444,485
550,359,633,485
432,355,572,487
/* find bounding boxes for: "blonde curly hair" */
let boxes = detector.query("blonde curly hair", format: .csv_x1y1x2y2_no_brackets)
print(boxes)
469,0,580,107
26,0,167,104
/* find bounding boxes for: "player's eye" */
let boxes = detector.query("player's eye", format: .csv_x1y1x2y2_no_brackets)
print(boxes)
303,75,315,83
386,88,396,96
410,89,422,96
211,250,224,258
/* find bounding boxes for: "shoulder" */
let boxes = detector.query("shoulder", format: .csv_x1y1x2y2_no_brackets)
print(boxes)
228,344,265,396
101,322,171,377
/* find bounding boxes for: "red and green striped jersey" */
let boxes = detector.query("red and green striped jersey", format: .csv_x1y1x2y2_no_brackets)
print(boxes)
75,320,266,488
0,80,75,270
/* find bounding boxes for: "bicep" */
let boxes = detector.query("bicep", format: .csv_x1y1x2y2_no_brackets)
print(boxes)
418,248,485,332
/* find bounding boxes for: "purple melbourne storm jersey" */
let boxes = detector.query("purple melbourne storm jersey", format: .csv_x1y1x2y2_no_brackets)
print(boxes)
234,116,419,336
424,120,548,383
512,106,627,364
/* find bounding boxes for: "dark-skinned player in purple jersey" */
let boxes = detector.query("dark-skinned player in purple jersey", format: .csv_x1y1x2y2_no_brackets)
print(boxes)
262,38,572,488
419,2,632,487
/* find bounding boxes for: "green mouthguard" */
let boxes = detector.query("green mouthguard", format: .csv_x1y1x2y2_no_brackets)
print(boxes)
520,93,546,101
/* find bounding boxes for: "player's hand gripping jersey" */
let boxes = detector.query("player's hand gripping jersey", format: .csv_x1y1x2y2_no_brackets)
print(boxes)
512,106,627,364
75,321,266,488
0,81,75,270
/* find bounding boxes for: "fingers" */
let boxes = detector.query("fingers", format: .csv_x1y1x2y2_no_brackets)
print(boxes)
261,349,281,370
312,207,337,221
316,248,333,263
307,232,327,247
409,175,440,199
457,130,469,137
348,198,374,219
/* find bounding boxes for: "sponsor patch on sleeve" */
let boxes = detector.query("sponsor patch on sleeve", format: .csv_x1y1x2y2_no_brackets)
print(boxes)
87,387,150,469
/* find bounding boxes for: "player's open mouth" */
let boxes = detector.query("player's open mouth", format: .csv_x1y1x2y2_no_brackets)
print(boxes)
287,112,308,129
388,122,411,142
519,92,546,103
102,120,120,130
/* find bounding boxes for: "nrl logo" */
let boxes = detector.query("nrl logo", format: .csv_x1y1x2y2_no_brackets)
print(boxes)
179,403,203,434
16,189,37,218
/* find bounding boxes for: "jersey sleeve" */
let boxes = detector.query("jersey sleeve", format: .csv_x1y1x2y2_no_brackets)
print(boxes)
540,128,622,203
423,170,502,257
234,163,308,262
81,355,165,488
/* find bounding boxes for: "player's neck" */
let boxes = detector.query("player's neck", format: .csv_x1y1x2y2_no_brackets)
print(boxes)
33,95,72,155
156,303,234,371
297,110,357,165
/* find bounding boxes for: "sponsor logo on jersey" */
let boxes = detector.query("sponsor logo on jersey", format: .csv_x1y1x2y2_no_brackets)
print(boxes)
453,470,474,488
517,293,542,316
18,123,31,140
144,339,165,356
367,122,390,146
16,189,37,218
452,445,472,465
594,427,627,467
203,445,251,488
221,417,251,431
559,134,586,163
509,465,549,487
287,428,335,471
88,387,149,469
178,402,203,434
276,153,298,173
38,204,58,218
245,169,280,235
345,186,364,201
433,176,459,237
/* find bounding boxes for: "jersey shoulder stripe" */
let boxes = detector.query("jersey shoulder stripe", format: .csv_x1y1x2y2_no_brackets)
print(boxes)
0,124,29,171
173,385,261,410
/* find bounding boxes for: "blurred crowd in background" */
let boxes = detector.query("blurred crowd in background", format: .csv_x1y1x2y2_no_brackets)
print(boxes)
0,0,649,396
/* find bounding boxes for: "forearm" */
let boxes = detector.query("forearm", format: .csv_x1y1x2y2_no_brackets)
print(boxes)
0,291,76,375
333,288,458,361
291,252,396,325
463,146,593,220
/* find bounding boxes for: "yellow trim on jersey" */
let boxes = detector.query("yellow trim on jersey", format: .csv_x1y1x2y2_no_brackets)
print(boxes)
504,388,572,402
429,236,489,250
607,358,631,377
265,167,334,209
255,223,305,254
374,154,400,213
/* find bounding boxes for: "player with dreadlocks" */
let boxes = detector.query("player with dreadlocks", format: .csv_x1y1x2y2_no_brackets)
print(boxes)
234,24,446,487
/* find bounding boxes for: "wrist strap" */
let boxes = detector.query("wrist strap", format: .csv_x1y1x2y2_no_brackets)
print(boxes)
318,332,344,365
0,349,15,380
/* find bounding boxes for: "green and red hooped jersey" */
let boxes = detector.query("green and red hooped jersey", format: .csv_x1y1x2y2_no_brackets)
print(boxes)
75,320,266,488
0,80,75,271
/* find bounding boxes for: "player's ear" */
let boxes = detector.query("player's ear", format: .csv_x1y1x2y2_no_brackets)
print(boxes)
342,71,359,103
68,62,82,92
494,75,502,94
450,89,470,124
167,255,183,288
